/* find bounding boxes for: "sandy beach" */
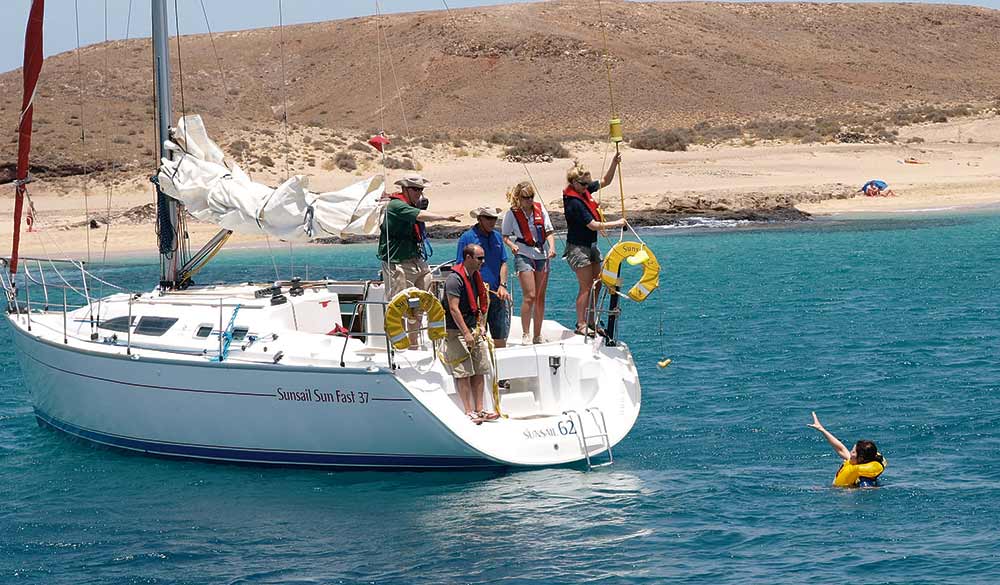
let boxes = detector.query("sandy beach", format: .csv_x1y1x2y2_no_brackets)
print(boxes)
3,115,1000,259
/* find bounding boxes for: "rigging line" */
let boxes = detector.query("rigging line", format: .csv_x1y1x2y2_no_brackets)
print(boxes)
74,0,93,266
172,0,191,266
198,0,233,104
596,0,617,119
596,0,627,240
94,0,115,325
96,0,136,318
374,0,386,135
264,236,281,281
277,0,294,267
173,0,188,126
438,0,460,31
377,1,410,139
278,0,291,181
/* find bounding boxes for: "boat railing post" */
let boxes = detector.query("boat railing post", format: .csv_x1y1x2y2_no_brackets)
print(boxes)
23,271,32,331
126,295,133,356
79,261,91,306
36,260,49,310
218,298,224,361
79,261,93,333
62,288,68,344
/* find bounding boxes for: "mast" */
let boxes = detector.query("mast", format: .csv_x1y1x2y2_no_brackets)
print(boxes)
10,0,45,276
151,0,186,288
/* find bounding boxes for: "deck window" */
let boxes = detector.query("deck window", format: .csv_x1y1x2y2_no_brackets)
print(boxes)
134,316,179,337
232,327,249,341
98,316,135,333
196,325,213,338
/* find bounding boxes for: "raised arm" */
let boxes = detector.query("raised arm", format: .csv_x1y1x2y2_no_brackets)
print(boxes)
602,152,621,187
417,210,462,223
808,412,851,461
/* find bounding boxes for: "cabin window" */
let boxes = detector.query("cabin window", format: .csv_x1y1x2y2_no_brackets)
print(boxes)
134,316,178,337
196,325,213,338
232,327,249,341
98,316,135,333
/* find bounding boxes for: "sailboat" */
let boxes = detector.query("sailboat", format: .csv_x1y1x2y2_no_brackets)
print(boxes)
2,0,646,469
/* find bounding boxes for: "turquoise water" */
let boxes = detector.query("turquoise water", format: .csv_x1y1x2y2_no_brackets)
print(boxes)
2,212,998,583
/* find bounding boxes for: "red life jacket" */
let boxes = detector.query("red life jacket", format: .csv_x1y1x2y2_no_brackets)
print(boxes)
562,185,603,223
512,202,546,247
388,193,425,242
452,263,488,316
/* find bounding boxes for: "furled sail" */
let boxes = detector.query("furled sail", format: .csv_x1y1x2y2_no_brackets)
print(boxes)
10,0,45,275
157,115,385,241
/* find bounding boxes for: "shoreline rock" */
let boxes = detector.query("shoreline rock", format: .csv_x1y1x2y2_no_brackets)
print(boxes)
320,205,811,244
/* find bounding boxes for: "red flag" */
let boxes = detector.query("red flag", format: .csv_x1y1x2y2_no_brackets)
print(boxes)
368,133,390,153
11,0,45,274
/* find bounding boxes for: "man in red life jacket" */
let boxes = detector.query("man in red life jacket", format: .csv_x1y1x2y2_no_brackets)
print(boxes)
443,244,498,423
378,173,461,348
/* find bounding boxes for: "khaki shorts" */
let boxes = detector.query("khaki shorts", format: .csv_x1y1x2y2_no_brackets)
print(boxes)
382,258,432,295
564,242,602,270
442,331,492,379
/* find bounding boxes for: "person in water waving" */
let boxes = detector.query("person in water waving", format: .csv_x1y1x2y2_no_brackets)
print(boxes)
808,412,886,487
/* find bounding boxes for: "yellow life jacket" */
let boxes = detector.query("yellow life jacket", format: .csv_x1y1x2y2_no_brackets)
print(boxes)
833,457,887,487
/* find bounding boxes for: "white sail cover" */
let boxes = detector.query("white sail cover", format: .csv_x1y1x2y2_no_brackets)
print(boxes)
156,115,385,241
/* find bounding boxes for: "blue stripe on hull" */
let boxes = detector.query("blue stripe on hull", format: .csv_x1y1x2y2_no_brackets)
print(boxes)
35,410,501,469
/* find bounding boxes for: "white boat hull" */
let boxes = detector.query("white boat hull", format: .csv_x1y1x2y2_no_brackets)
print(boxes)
9,309,641,469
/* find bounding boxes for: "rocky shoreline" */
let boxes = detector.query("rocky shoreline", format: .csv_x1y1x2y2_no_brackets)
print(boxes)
318,205,812,244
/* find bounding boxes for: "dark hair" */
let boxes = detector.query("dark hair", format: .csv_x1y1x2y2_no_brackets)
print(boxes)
462,244,481,259
854,440,880,464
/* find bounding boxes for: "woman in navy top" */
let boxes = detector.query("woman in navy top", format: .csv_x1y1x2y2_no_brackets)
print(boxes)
562,153,626,335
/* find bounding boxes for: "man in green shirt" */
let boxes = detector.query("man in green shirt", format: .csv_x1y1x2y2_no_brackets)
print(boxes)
378,173,461,348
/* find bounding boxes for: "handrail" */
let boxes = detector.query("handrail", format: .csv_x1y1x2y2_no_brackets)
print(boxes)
36,260,49,309
62,288,68,344
24,271,32,331
339,297,395,370
1,256,85,264
126,295,133,356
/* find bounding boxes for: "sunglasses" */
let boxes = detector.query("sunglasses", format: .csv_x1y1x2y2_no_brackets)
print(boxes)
474,256,486,261
520,194,535,199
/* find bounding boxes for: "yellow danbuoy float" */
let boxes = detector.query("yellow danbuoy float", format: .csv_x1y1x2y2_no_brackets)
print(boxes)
657,358,672,369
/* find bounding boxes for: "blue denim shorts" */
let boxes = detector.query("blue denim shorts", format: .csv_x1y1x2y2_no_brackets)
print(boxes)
486,298,511,341
514,254,550,274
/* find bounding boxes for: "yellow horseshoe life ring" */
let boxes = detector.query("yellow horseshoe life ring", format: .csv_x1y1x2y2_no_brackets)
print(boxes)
384,287,448,350
600,241,660,302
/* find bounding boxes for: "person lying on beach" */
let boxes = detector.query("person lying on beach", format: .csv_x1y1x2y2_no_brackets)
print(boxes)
860,179,896,198
807,411,887,487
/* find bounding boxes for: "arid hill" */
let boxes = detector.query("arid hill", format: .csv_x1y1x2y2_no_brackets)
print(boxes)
2,0,1000,182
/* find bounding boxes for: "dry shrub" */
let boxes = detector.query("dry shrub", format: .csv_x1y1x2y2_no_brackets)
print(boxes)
229,140,251,156
258,155,275,168
630,128,689,151
348,141,370,152
487,132,527,146
503,137,570,162
384,157,417,170
335,152,357,171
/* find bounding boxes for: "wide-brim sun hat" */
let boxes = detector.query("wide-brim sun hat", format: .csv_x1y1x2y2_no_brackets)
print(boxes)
394,173,431,188
469,206,502,219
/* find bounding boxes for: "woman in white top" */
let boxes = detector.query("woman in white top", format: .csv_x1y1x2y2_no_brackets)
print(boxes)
501,182,556,345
